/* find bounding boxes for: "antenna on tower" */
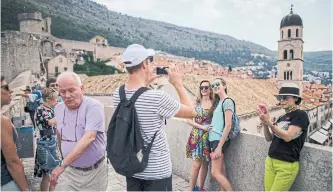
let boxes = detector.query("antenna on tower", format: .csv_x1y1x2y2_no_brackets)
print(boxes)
290,4,294,14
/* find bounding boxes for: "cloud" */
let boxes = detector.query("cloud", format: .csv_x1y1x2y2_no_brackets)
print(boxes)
192,0,225,19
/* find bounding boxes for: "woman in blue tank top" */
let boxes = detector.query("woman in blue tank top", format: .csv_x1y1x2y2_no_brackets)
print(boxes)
1,76,30,191
208,78,234,191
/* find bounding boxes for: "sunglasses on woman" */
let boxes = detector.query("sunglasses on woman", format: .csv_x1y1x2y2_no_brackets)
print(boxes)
200,86,209,90
1,84,9,91
211,82,221,88
275,95,295,101
50,83,58,88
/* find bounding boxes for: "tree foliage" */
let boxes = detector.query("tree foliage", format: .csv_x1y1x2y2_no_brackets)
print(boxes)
73,53,122,76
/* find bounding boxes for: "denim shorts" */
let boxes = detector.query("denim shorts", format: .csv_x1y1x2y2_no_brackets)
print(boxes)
209,140,231,154
36,138,61,172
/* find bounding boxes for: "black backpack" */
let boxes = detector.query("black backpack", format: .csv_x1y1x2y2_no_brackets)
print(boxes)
107,85,157,177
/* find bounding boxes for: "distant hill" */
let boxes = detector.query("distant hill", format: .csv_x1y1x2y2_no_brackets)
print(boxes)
1,0,331,71
303,51,332,72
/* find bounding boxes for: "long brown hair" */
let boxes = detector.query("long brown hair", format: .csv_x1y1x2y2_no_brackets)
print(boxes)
196,80,213,104
208,78,227,119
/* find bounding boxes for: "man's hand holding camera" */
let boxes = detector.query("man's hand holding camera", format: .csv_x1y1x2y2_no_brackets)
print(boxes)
165,64,183,88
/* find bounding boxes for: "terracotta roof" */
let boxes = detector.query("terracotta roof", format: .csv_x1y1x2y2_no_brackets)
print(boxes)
310,84,327,90
83,74,128,93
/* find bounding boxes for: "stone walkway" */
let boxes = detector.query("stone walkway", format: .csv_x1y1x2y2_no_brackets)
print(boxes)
22,158,189,191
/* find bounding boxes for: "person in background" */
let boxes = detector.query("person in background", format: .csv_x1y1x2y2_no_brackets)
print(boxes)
32,86,43,105
50,72,107,191
1,76,30,191
46,78,63,102
258,83,309,191
34,88,61,191
208,78,233,191
185,80,213,191
22,86,39,129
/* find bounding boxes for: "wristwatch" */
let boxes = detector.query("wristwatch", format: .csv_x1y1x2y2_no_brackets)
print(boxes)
60,160,69,169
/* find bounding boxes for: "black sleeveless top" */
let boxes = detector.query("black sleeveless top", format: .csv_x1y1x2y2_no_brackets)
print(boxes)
1,127,17,186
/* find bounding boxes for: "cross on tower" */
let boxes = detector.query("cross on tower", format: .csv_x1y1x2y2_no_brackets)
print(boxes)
290,4,294,13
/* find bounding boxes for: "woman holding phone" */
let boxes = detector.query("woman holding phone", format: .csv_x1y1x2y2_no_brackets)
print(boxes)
185,80,212,191
208,78,234,191
258,83,309,191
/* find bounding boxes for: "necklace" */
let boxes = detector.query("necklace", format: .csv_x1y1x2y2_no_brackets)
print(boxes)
285,106,298,114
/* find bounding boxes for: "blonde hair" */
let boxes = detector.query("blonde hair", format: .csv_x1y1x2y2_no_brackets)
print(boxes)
208,78,228,118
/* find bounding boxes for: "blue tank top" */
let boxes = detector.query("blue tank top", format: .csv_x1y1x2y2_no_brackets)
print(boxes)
1,127,17,186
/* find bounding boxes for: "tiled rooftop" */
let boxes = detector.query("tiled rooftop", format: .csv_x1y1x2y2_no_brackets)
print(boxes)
82,74,281,115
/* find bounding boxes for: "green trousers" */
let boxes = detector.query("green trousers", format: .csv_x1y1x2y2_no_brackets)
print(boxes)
264,156,299,191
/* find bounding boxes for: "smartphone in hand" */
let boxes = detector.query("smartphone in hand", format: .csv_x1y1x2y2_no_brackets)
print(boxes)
210,152,216,159
259,104,267,114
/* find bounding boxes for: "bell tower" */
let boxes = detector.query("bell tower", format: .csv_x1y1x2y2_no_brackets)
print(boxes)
277,5,304,94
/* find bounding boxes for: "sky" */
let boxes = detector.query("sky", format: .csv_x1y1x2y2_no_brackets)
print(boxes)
94,0,332,52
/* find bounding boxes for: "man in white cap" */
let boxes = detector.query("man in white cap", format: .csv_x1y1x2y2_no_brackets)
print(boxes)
112,44,196,191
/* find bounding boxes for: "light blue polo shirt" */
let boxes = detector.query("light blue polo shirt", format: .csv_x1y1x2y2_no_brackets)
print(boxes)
209,98,235,141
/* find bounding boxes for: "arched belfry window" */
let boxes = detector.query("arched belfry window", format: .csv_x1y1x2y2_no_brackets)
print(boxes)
288,29,291,38
290,71,293,80
281,30,284,39
284,71,287,80
283,50,288,59
289,50,294,59
287,71,290,80
296,29,299,37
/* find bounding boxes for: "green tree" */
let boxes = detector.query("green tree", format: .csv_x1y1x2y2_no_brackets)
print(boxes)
73,53,122,76
228,65,232,72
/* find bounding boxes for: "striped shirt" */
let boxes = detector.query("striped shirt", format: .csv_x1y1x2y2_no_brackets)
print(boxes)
113,87,181,180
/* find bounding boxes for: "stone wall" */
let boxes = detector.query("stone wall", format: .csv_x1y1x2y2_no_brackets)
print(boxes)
1,31,41,82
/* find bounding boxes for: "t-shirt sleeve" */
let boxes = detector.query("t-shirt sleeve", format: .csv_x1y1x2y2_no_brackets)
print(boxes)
28,94,37,102
85,104,105,132
222,99,235,113
157,91,181,119
289,111,309,131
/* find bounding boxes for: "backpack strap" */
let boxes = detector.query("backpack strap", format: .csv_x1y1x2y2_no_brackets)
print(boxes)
221,98,236,113
221,98,236,134
119,85,126,101
129,87,149,103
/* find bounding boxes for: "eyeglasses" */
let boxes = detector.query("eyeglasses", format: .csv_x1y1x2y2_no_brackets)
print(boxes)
276,95,295,101
1,84,9,91
211,82,221,89
61,109,78,142
50,83,58,88
200,86,209,90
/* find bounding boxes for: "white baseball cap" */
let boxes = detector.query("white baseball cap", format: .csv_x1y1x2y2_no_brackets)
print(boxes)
122,44,155,67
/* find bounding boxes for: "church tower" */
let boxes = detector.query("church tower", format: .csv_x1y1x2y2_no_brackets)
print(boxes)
277,5,304,94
